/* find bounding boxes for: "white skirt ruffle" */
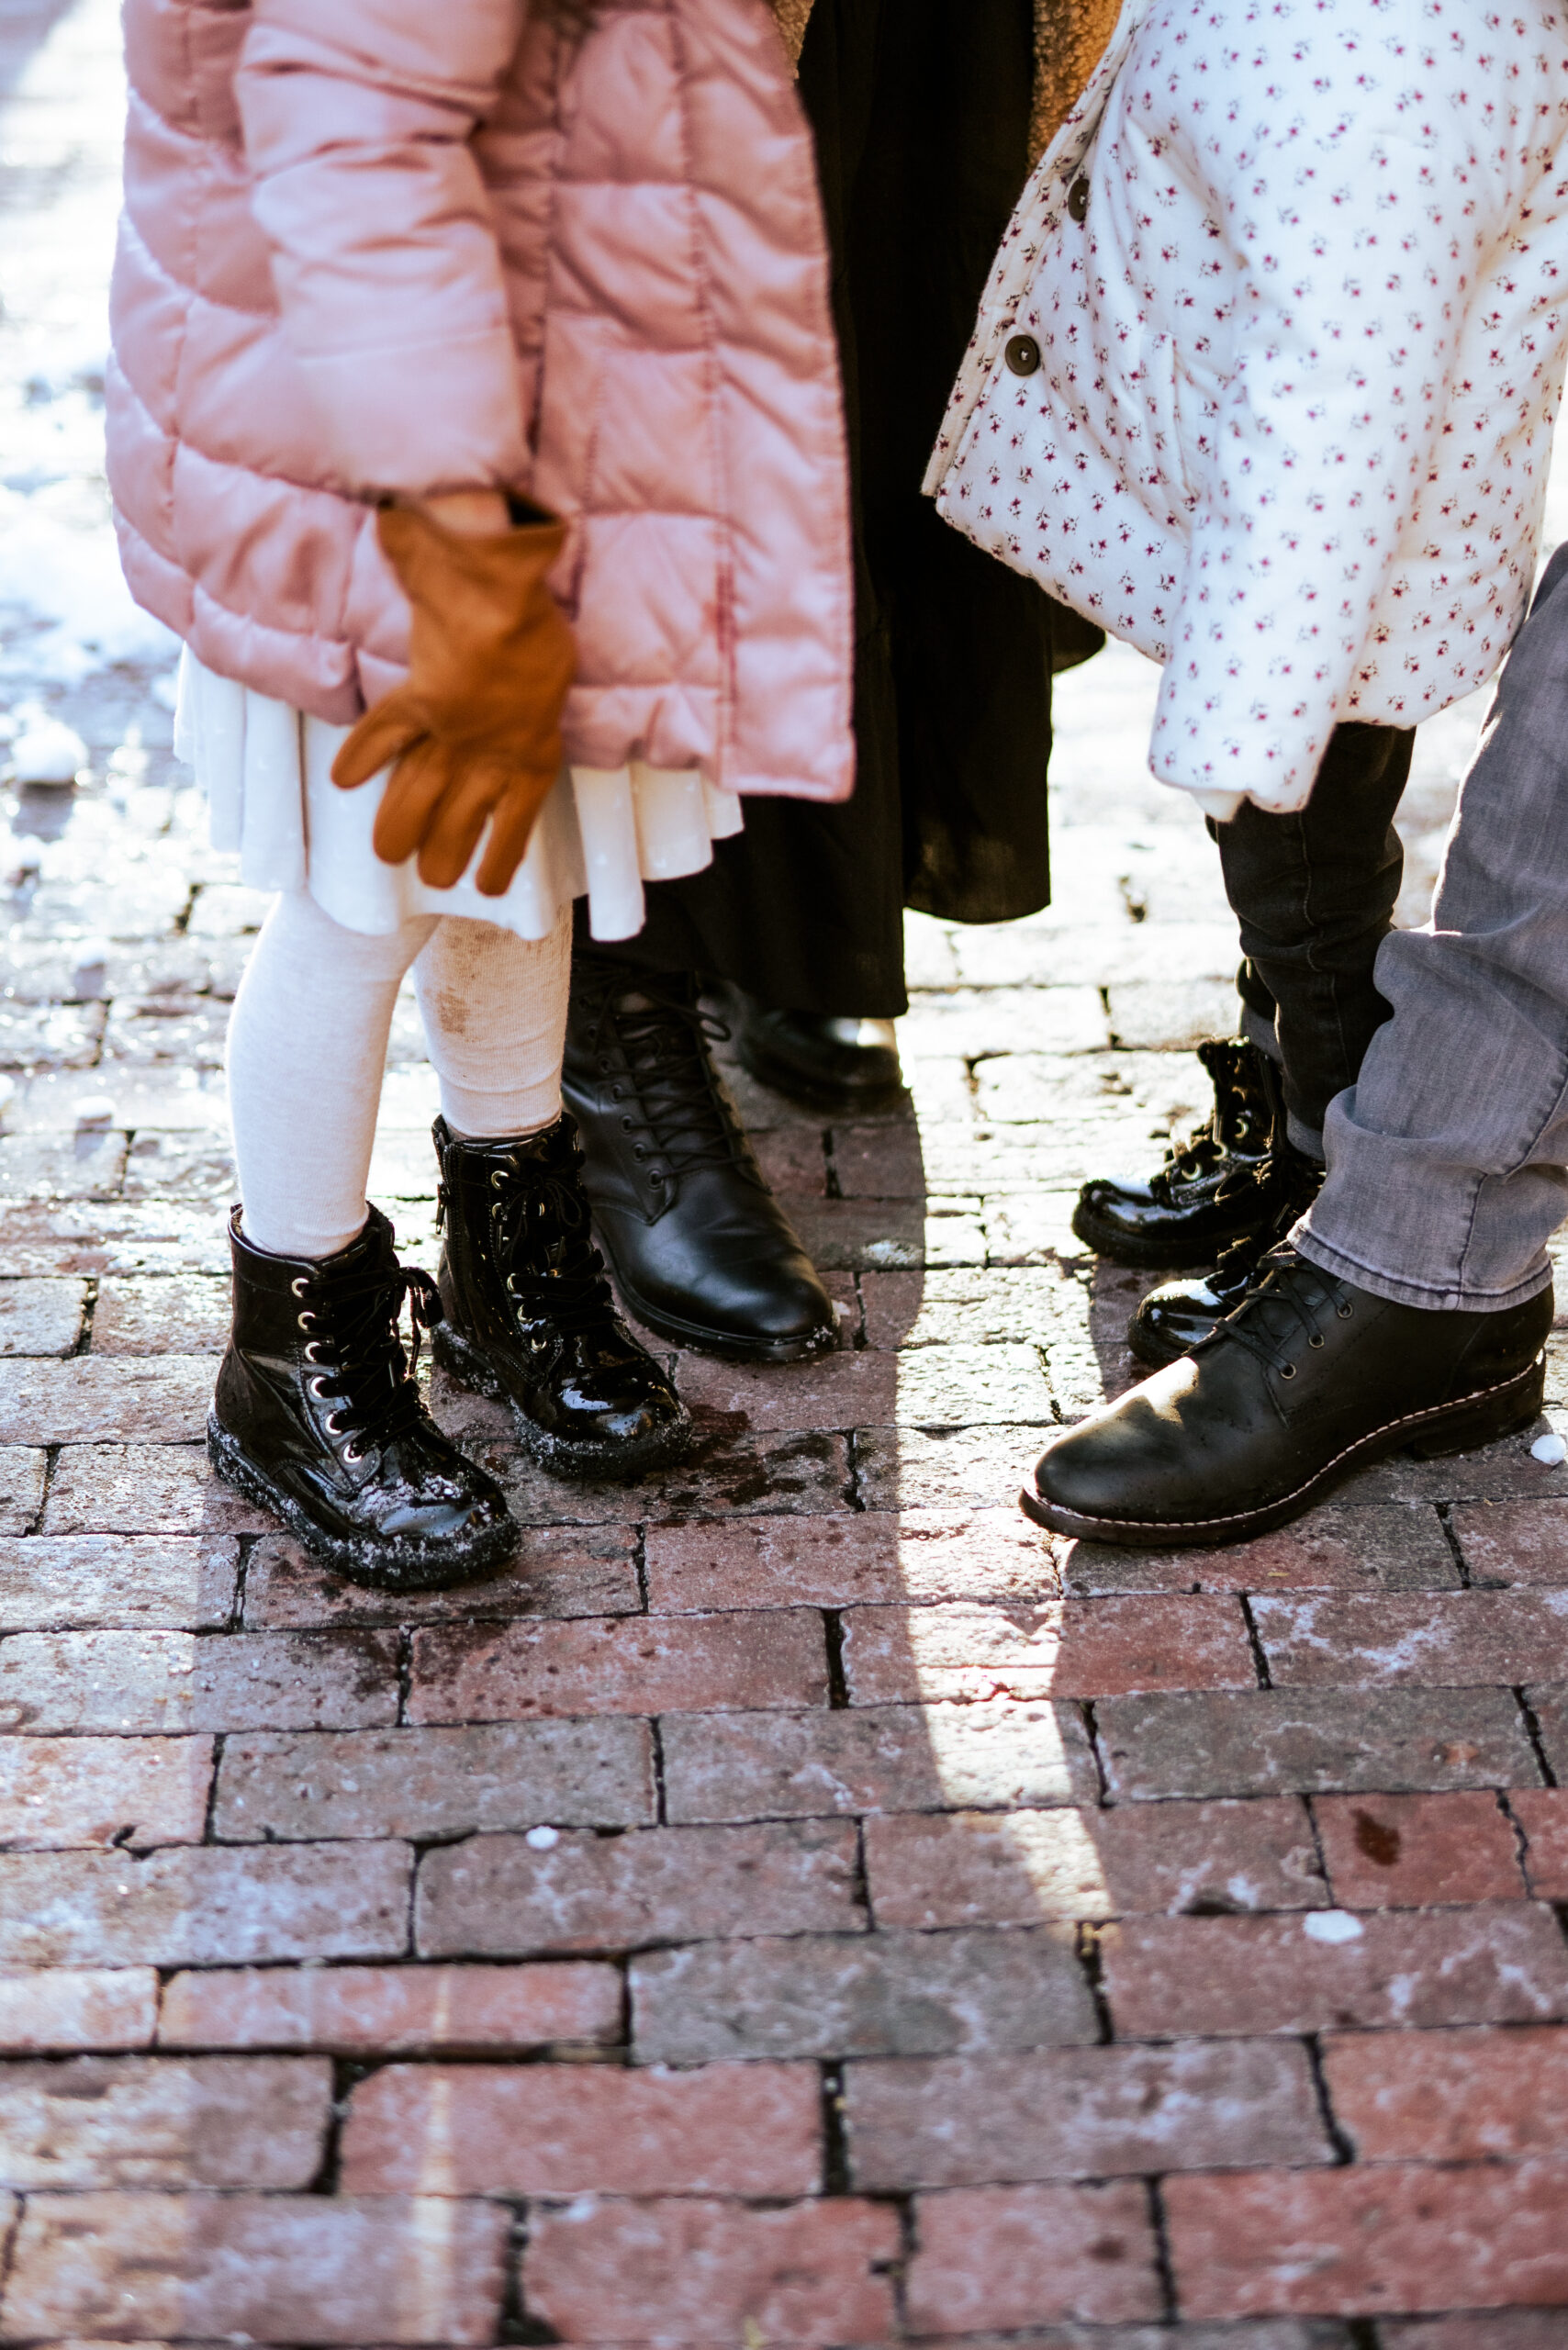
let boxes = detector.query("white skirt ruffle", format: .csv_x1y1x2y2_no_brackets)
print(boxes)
174,648,745,942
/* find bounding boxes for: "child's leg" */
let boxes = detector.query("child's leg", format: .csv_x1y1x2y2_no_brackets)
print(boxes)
226,890,438,1256
1209,722,1415,1159
411,910,570,1138
414,910,689,1478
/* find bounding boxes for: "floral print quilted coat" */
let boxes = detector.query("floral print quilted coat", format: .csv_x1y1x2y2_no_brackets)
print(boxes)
924,0,1568,814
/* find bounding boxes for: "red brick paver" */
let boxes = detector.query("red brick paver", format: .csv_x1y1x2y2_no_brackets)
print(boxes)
6,28,1568,2328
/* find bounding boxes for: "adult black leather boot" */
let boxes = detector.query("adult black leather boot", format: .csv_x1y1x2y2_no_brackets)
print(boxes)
1127,1147,1325,1368
1071,1035,1282,1268
736,999,903,1113
1024,1248,1551,1549
208,1205,516,1591
430,1114,691,1479
563,958,838,1362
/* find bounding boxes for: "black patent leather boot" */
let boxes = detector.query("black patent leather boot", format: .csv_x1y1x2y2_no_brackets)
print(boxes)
1025,1249,1551,1550
563,959,838,1362
208,1205,516,1591
430,1114,691,1479
1127,1146,1325,1368
1072,1036,1282,1269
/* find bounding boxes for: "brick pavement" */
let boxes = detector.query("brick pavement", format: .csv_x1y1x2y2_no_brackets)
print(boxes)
8,1,1568,2343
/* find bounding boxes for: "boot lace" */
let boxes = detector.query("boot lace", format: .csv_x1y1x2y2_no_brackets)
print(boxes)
581,974,761,1192
1159,1038,1271,1186
448,1136,619,1337
293,1259,443,1461
1204,1248,1352,1380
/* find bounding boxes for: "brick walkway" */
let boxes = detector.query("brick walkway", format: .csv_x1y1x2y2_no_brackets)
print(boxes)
7,4,1568,2344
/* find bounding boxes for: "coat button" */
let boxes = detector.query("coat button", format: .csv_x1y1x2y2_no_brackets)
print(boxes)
1003,333,1041,377
1067,173,1090,223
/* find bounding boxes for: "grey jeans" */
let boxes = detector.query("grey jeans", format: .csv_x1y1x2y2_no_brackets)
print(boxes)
1297,542,1568,1312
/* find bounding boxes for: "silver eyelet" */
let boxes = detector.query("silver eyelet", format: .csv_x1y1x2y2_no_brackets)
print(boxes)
1338,1302,1353,1318
325,1411,344,1437
308,1374,328,1399
491,1169,506,1190
1279,1363,1296,1380
290,1276,310,1298
633,1145,644,1158
303,1340,325,1364
296,1310,317,1333
343,1443,363,1465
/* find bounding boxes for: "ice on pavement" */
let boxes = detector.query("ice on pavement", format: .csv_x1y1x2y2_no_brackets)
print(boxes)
0,0,177,687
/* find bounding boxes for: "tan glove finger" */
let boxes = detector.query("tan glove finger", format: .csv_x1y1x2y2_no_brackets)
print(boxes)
415,763,507,890
331,694,425,791
371,740,459,868
474,773,556,897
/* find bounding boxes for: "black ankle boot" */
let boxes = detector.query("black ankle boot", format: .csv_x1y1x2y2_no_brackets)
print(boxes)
562,959,838,1362
735,999,903,1113
430,1114,691,1479
208,1205,516,1591
1127,1146,1325,1367
1072,1035,1282,1269
1025,1248,1552,1549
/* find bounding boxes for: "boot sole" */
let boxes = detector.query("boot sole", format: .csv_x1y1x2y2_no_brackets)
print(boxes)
432,1321,695,1482
206,1415,518,1593
1019,1354,1548,1550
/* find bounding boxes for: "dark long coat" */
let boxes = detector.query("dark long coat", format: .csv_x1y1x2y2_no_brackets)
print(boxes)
580,0,1119,1014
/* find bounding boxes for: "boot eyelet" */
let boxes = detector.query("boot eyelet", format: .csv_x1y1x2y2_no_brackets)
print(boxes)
1309,1333,1325,1348
325,1412,345,1437
649,1169,665,1185
303,1340,325,1363
290,1276,310,1299
622,1116,633,1132
1278,1362,1296,1379
343,1444,363,1465
1338,1302,1353,1318
610,1085,622,1101
308,1374,328,1399
633,1145,645,1158
297,1311,317,1333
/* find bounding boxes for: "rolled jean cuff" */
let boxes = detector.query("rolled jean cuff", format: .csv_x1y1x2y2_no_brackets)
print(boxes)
1241,1002,1280,1064
1292,1221,1555,1315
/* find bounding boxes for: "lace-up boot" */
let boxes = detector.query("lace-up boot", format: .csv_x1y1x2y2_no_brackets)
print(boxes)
1127,1147,1325,1368
430,1114,691,1478
1025,1248,1552,1549
563,957,837,1361
208,1205,516,1590
1072,1035,1283,1269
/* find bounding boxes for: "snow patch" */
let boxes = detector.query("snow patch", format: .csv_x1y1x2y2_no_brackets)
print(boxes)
1303,1910,1364,1945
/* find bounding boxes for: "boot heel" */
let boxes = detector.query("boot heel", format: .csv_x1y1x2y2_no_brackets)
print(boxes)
1406,1357,1547,1460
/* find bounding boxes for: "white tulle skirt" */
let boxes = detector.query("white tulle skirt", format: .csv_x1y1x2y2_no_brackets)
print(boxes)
173,648,745,942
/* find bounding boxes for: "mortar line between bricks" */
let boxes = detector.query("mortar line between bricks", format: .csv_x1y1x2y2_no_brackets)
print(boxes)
71,1274,100,1356
1075,1920,1114,2043
1303,2030,1356,2164
28,1443,61,1538
823,1609,849,1707
1514,1684,1560,1787
395,1626,414,1726
1144,2177,1179,2323
200,1731,225,1843
819,2060,850,2193
1238,1592,1273,1689
1434,1499,1471,1586
1498,1785,1537,1897
649,1715,668,1825
1301,1793,1335,1906
632,1522,649,1611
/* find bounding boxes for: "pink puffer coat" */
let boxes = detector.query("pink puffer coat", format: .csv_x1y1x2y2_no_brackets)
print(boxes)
107,0,854,802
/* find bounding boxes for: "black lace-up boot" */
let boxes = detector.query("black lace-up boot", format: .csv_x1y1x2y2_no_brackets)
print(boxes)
208,1205,516,1591
430,1114,691,1479
562,957,838,1361
1025,1248,1552,1549
1072,1035,1284,1269
1127,1146,1325,1367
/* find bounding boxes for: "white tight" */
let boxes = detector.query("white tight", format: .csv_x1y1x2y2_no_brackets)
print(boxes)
227,890,571,1259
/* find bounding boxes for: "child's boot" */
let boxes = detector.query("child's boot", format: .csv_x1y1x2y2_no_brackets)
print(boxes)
208,1205,517,1590
431,1114,692,1479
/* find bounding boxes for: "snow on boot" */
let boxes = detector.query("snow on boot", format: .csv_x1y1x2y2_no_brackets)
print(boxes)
431,1113,692,1480
208,1204,516,1591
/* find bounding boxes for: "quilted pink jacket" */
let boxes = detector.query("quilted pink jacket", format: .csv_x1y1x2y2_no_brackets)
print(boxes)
107,0,854,802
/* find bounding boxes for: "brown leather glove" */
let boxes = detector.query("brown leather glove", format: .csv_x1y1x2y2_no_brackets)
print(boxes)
331,502,576,896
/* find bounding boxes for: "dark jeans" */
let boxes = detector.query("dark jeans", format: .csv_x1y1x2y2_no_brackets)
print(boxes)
1209,722,1415,1155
